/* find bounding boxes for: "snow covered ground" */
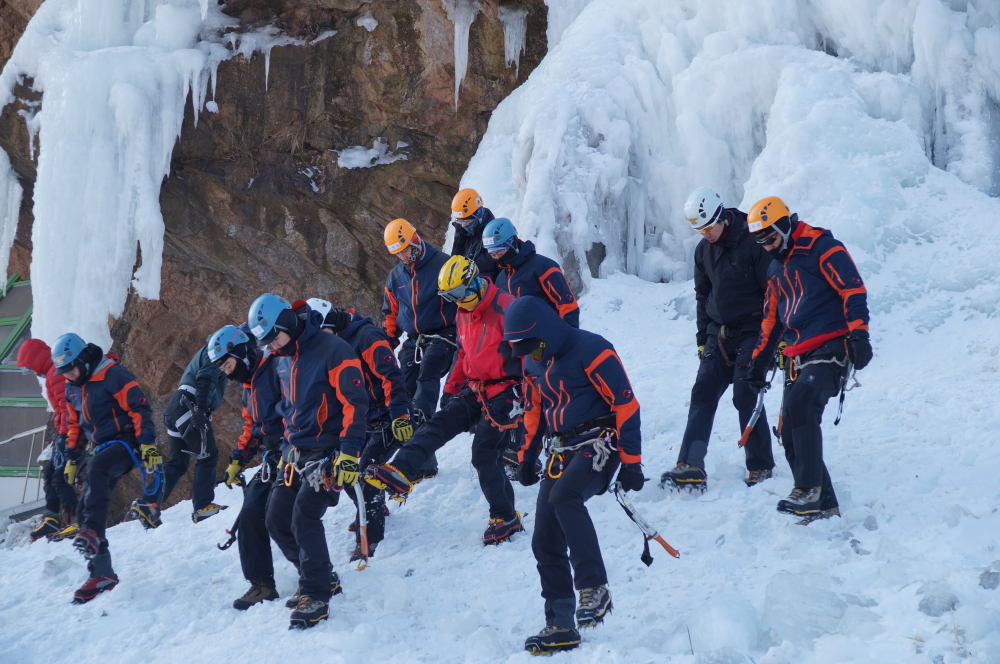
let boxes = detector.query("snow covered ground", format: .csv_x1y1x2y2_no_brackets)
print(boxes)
2,269,1000,663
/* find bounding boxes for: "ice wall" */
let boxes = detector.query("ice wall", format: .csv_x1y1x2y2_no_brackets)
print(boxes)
442,0,482,111
0,0,296,350
498,4,528,77
464,0,1000,294
0,150,23,293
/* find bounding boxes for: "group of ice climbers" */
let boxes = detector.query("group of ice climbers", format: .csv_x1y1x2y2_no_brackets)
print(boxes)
16,183,871,654
661,188,873,525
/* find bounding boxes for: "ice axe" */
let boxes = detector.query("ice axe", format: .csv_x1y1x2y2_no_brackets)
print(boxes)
613,482,680,566
353,481,369,571
217,515,239,551
738,364,778,447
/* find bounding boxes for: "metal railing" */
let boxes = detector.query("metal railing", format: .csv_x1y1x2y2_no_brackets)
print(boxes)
0,425,48,504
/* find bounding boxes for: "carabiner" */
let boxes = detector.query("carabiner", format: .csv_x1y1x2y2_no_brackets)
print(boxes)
546,453,564,480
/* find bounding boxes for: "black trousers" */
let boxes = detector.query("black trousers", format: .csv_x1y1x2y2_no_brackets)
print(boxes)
42,441,78,518
237,469,278,587
265,449,339,602
533,448,620,629
79,443,136,578
782,339,846,509
161,389,218,512
399,338,456,472
390,388,516,521
347,419,399,547
677,331,774,471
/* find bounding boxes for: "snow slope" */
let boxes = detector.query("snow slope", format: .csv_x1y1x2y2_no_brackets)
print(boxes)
2,271,1000,663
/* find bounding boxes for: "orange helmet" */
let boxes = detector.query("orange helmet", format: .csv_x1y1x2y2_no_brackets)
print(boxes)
384,218,417,254
451,188,483,219
747,196,792,234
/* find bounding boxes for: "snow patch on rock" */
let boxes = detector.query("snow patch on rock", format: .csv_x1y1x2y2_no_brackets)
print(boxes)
334,138,408,169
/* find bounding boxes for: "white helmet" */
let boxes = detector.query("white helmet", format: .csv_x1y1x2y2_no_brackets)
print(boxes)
684,187,724,232
306,298,333,318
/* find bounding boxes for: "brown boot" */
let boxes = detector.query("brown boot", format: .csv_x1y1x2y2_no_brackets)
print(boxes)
233,581,278,611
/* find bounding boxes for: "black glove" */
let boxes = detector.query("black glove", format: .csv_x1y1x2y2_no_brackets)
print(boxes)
845,330,873,370
616,463,645,492
741,358,769,394
191,409,208,430
439,392,454,410
517,457,540,486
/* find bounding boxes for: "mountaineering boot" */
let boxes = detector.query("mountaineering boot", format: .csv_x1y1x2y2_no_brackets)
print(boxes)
285,572,343,608
776,486,822,516
411,466,438,483
30,516,62,542
233,582,279,611
576,586,613,628
72,528,102,559
289,597,329,629
524,626,581,655
130,500,162,529
364,464,413,501
49,521,81,542
660,462,707,492
192,503,228,523
483,511,526,546
797,506,841,526
72,574,118,604
350,541,377,562
745,469,773,487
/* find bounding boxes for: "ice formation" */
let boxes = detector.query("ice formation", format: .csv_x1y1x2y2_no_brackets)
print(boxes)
498,4,528,77
0,0,311,349
463,0,1000,294
228,26,305,91
442,0,482,110
357,12,379,33
334,138,408,169
0,150,22,294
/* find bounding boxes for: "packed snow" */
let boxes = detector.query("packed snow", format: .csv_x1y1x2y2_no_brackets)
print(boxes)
333,138,409,170
2,273,1000,663
356,12,378,33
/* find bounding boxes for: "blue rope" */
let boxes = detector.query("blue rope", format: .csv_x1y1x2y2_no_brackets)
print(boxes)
92,440,161,497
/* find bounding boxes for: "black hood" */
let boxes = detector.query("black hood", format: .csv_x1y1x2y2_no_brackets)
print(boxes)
502,296,573,362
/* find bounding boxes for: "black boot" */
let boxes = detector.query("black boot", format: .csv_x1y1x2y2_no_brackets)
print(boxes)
576,586,612,628
660,463,707,492
524,626,581,655
289,597,329,629
30,516,61,542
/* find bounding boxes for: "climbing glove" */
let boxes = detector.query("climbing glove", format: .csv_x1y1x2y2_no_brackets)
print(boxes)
616,463,645,492
64,460,78,485
191,408,208,430
334,453,360,487
845,330,873,370
391,416,414,442
140,444,162,470
776,342,787,370
742,358,770,394
225,460,244,488
517,457,540,487
697,345,705,361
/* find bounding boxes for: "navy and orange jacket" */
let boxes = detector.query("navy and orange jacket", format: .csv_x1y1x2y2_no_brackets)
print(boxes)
753,221,869,360
381,243,457,343
233,349,285,463
275,305,369,457
17,338,68,436
496,240,580,328
503,296,640,464
443,280,522,400
65,356,156,452
335,313,409,422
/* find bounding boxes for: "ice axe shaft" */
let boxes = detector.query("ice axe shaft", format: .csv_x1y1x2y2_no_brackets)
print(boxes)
613,482,680,565
738,389,766,447
353,481,369,571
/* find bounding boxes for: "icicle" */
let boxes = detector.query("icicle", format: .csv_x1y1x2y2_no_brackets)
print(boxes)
442,0,481,111
0,150,23,295
498,4,528,78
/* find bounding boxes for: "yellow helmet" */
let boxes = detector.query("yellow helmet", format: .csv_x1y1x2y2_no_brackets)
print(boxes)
384,218,417,254
747,197,792,235
438,255,483,310
451,188,483,219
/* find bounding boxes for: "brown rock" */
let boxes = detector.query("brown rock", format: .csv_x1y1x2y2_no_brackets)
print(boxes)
2,0,547,521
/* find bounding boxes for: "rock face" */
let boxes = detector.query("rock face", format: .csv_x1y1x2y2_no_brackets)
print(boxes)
1,0,547,518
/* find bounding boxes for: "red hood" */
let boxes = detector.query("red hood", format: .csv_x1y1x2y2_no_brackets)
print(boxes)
16,338,54,376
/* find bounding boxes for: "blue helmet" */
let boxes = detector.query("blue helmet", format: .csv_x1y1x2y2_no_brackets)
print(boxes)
207,325,251,364
482,217,518,253
247,293,292,346
52,333,87,375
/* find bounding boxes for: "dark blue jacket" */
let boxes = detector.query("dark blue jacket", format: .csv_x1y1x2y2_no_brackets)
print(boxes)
450,206,500,281
232,349,285,463
753,222,869,360
382,243,457,343
335,314,409,422
275,306,369,457
503,297,640,464
178,345,228,412
496,240,579,328
66,357,156,452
